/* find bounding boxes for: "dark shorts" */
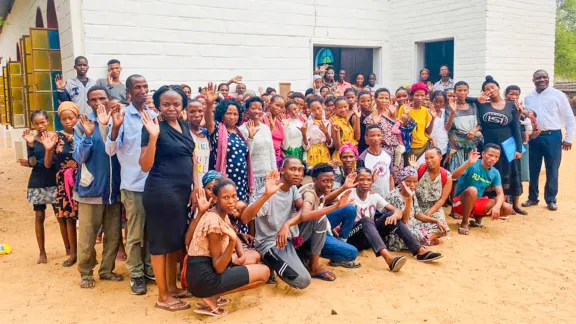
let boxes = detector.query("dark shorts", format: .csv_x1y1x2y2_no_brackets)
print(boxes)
33,204,57,212
186,256,249,298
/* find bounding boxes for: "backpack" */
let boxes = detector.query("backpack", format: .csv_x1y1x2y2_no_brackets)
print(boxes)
417,164,448,186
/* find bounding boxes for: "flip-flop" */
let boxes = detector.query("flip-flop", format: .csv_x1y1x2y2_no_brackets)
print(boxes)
312,270,336,281
499,216,509,220
172,290,193,299
458,227,470,235
416,251,443,262
193,307,228,317
513,208,528,215
449,212,462,220
389,256,407,272
155,299,190,312
196,297,231,309
469,220,484,228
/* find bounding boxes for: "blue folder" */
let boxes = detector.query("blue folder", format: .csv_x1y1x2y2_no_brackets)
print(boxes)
501,136,526,163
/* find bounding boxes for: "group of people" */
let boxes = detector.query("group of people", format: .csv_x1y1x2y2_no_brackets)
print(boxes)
19,56,575,317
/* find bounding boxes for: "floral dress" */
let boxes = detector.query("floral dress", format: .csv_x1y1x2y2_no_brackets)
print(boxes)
384,188,427,251
52,132,78,219
305,119,332,167
414,170,450,235
209,124,250,234
331,115,357,160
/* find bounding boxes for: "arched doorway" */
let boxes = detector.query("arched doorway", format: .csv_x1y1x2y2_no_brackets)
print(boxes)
35,7,44,28
46,0,58,29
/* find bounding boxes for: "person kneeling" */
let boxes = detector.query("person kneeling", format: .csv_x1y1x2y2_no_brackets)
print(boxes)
347,167,442,272
452,145,514,235
186,179,270,317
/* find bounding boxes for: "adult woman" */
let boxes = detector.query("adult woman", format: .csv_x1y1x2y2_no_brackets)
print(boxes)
188,99,210,181
352,73,365,92
322,68,339,95
418,68,434,93
263,95,286,167
282,100,307,161
476,76,523,208
187,179,269,317
217,83,230,99
344,88,357,117
412,148,452,244
332,144,358,190
394,87,409,110
429,91,450,157
385,167,447,249
204,85,253,234
364,88,401,162
239,97,277,202
180,84,192,98
140,85,196,311
445,81,482,173
397,82,436,161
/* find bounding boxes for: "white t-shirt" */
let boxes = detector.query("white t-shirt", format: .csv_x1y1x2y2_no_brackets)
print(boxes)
190,131,211,183
350,189,389,222
430,108,449,155
358,149,392,198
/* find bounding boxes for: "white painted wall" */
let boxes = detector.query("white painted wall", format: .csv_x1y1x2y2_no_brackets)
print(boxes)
485,0,556,97
0,0,74,77
81,0,389,92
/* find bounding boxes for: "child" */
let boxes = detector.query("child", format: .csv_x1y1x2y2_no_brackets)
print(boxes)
331,97,360,161
282,100,307,161
20,110,62,264
358,125,394,198
391,114,417,169
305,96,332,168
356,90,374,153
41,102,80,267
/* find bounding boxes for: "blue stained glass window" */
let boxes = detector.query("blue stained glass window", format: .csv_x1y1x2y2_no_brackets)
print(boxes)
48,30,60,50
315,48,334,67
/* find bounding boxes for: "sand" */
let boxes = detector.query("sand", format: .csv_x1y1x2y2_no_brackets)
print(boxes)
0,145,575,324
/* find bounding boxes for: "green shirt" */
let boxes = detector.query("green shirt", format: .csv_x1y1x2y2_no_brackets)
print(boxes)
456,160,501,197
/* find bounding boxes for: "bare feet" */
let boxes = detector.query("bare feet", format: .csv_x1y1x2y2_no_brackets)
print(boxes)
170,287,192,298
62,256,77,267
37,252,47,264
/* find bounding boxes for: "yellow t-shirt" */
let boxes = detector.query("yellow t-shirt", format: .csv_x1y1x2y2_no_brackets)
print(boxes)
397,106,431,149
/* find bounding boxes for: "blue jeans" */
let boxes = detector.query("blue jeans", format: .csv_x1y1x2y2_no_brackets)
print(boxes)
529,130,562,204
326,205,357,239
321,235,358,262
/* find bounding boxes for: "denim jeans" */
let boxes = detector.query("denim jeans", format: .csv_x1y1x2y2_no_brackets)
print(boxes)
320,235,358,262
326,205,357,239
529,130,562,204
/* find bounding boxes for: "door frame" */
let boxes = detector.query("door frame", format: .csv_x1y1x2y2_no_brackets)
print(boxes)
414,37,455,83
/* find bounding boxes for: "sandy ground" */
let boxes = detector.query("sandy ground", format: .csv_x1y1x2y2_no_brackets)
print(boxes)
0,145,575,324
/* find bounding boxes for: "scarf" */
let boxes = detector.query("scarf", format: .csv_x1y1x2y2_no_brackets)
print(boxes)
215,122,254,190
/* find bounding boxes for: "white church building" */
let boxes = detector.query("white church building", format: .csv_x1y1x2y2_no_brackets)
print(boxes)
0,0,557,130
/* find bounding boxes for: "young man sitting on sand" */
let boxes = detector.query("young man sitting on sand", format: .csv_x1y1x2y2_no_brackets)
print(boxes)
452,145,514,235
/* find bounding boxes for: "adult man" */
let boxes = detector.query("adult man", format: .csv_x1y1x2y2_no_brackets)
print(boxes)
55,56,97,115
105,75,156,295
523,70,575,211
241,159,347,288
73,85,122,288
96,59,127,102
452,145,514,235
336,69,352,96
433,65,454,91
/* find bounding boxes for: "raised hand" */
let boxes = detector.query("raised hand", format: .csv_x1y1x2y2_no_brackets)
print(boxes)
205,82,219,104
246,120,260,139
196,189,212,214
264,170,283,196
467,149,480,165
319,121,329,136
337,190,354,208
22,129,35,146
342,171,358,189
40,131,57,151
107,71,114,84
96,103,111,126
515,99,525,114
448,97,457,113
408,154,418,168
332,123,341,135
478,91,490,104
79,115,94,136
111,104,125,128
55,74,66,89
372,169,380,182
141,110,160,138
403,100,413,114
231,75,243,84
298,123,307,136
400,181,414,197
429,107,437,118
329,158,341,168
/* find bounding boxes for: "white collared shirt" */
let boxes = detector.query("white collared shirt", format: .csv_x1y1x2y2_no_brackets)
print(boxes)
524,87,575,144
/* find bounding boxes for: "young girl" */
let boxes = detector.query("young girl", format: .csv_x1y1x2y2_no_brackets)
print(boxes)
41,103,80,267
331,97,360,161
324,97,336,120
356,90,374,153
429,91,450,157
186,179,270,317
20,110,61,264
305,96,332,168
352,73,365,92
262,95,285,167
394,87,410,109
282,100,307,161
188,99,211,181
364,88,401,162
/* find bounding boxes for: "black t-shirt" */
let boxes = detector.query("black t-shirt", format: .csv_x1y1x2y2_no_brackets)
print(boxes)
27,140,57,188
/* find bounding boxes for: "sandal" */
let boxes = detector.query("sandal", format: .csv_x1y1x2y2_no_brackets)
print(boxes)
155,299,190,312
416,251,443,262
458,227,470,235
389,256,407,272
194,306,228,317
469,220,484,228
172,290,193,299
80,278,95,289
99,273,124,282
329,259,361,269
513,207,528,215
196,297,231,309
449,212,462,220
311,270,336,281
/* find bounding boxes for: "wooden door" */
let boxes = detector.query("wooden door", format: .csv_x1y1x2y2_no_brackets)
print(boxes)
424,40,454,84
340,48,374,87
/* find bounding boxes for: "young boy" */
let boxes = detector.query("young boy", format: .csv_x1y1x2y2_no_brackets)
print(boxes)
55,56,97,115
358,125,395,198
451,145,514,235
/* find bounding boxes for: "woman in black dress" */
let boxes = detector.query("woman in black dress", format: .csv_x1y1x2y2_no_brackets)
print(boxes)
476,76,524,214
140,85,197,312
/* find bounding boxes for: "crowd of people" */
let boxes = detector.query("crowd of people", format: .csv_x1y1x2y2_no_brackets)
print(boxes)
18,56,575,317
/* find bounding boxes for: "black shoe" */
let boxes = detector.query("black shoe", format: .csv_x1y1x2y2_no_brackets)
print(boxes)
521,200,539,207
547,202,558,211
416,251,443,263
144,273,156,283
130,276,147,295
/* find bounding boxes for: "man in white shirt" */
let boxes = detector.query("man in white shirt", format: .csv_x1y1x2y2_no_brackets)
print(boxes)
433,65,454,91
523,70,575,211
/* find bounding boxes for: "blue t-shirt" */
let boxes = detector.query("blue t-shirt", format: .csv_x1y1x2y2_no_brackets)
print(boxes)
456,160,502,197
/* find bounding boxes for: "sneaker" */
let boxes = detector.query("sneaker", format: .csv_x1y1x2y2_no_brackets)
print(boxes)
144,273,156,283
130,277,147,295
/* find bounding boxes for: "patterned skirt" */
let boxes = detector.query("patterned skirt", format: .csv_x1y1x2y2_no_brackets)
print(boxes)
27,186,58,205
